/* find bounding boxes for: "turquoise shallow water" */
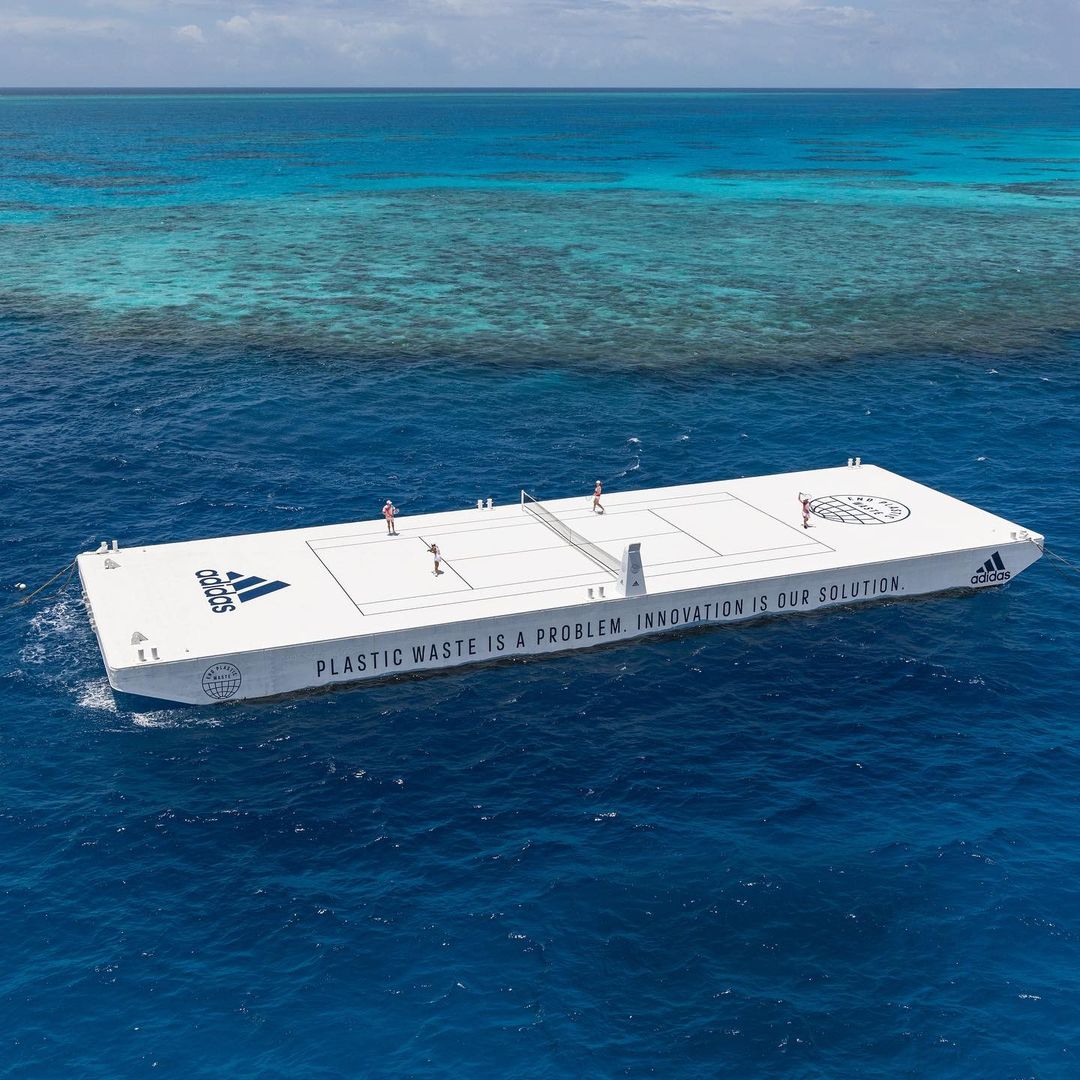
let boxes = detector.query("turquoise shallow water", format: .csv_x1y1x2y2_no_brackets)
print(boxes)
1,89,1078,365
2,91,1080,1077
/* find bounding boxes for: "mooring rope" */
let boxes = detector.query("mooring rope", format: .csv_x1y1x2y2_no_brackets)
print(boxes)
11,558,79,608
1040,545,1080,579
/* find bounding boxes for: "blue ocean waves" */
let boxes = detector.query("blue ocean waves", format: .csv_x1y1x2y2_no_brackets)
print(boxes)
2,91,1079,1078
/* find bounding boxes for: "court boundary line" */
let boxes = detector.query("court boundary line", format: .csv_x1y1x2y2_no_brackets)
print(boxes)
647,508,725,557
357,567,608,616
306,536,476,614
306,489,839,619
645,548,833,584
726,491,838,556
419,535,475,591
305,540,368,615
352,545,839,620
306,491,736,551
310,507,695,583
352,537,835,619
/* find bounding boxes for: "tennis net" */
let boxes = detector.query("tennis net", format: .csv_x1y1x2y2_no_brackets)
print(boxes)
521,491,620,576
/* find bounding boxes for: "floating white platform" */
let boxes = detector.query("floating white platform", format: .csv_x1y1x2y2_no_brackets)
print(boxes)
78,463,1043,705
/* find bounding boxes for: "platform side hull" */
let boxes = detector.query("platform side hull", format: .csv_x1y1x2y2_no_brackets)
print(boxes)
99,541,1043,706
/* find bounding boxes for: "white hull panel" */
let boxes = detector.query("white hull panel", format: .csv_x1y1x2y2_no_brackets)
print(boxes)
77,465,1043,706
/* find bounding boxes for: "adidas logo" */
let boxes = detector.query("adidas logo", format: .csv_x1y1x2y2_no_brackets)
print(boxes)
970,551,1010,586
195,568,290,614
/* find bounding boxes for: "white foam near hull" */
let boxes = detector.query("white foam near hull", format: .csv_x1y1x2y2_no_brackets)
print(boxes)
77,464,1044,706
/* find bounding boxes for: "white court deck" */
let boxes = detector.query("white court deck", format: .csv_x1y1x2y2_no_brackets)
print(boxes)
309,487,826,618
79,463,1042,682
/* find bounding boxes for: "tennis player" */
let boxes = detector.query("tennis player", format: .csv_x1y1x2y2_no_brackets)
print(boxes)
383,500,398,535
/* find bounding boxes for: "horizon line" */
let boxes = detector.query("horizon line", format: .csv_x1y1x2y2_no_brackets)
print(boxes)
0,85,1075,93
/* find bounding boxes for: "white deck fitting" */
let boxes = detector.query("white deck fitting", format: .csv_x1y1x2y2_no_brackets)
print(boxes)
78,464,1044,704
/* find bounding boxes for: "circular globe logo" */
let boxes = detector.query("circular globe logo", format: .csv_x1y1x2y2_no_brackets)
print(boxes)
809,494,911,525
201,662,242,701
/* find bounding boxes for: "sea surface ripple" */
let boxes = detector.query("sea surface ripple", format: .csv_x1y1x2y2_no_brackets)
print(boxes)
1,91,1079,1078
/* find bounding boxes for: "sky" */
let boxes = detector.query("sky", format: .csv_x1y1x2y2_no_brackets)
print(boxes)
0,0,1076,88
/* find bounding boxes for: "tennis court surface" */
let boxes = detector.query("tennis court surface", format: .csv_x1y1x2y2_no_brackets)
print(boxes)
307,483,833,620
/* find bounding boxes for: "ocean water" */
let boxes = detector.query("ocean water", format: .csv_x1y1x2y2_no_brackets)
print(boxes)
2,90,1080,1077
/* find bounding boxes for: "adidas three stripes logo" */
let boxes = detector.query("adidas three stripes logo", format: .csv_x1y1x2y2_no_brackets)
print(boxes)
970,551,1010,585
195,567,291,614
225,571,291,603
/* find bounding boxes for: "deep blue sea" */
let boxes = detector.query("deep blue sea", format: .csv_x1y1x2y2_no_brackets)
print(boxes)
2,90,1079,1078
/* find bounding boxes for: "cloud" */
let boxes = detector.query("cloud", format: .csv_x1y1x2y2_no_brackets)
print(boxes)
81,0,166,11
173,21,203,42
0,13,124,36
0,0,1075,86
218,13,253,36
214,8,422,63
